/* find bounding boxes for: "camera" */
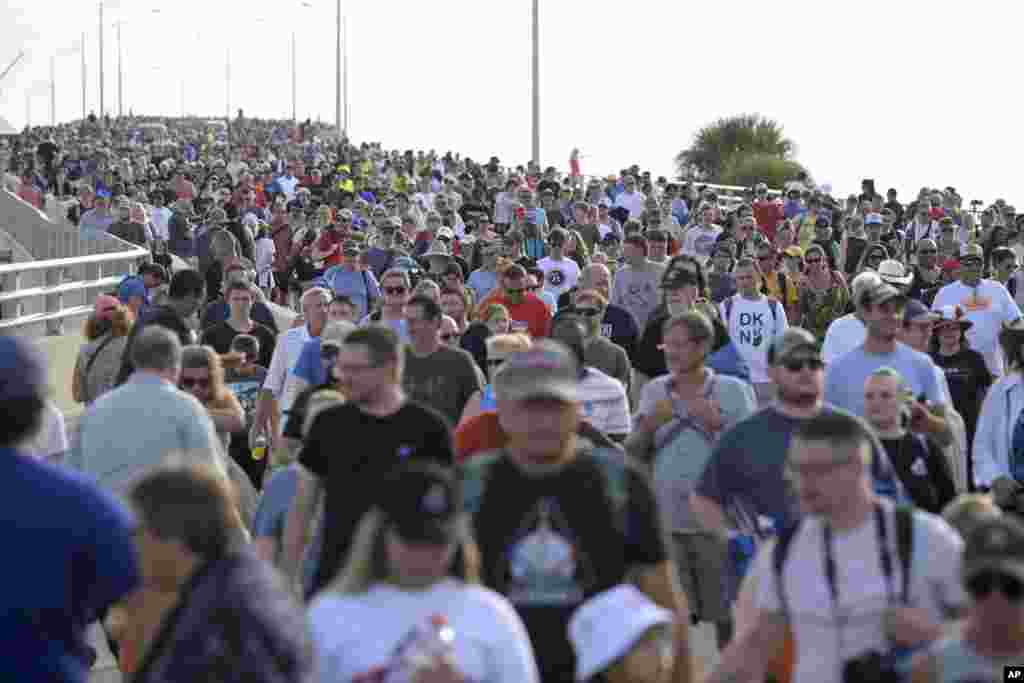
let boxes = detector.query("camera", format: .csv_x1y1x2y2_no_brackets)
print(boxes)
843,651,901,683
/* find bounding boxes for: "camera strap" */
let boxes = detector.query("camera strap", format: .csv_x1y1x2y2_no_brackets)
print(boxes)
822,503,902,610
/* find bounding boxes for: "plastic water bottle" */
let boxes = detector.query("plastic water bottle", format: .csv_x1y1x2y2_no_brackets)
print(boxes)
250,433,267,461
398,614,456,680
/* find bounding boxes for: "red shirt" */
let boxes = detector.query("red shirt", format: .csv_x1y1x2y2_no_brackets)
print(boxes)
316,229,344,267
753,200,784,242
488,293,552,338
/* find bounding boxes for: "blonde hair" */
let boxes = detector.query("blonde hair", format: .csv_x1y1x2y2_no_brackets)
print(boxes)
323,507,481,597
485,333,531,359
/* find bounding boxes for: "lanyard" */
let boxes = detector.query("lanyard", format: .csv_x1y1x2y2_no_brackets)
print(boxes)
822,503,895,608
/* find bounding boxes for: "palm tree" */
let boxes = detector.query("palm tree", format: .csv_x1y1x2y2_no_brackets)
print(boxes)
675,114,800,184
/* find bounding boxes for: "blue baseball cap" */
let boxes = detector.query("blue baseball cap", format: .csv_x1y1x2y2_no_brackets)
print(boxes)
117,276,149,305
0,336,47,400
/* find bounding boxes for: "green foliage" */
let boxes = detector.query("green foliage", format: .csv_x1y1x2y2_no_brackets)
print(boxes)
674,114,808,187
720,153,810,189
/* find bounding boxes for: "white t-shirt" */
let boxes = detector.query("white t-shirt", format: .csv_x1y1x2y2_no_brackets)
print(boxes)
821,313,866,366
754,501,966,683
719,295,788,383
308,579,539,683
23,400,68,462
149,206,172,241
613,190,645,218
579,367,631,436
682,225,723,265
932,279,1022,376
537,256,580,298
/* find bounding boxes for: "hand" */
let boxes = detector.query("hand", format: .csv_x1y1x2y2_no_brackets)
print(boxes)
412,657,464,683
884,606,940,647
993,476,1023,509
688,396,722,434
907,399,932,434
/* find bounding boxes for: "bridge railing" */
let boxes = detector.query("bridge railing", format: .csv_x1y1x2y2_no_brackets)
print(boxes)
0,189,151,336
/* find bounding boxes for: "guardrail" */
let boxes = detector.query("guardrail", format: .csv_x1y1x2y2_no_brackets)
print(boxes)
0,188,151,335
0,246,150,335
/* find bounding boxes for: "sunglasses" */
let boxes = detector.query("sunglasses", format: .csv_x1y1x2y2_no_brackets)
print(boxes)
805,258,823,265
575,308,602,318
384,286,407,295
782,358,824,372
967,571,1024,602
180,377,210,389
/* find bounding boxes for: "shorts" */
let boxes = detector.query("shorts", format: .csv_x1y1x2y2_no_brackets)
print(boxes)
672,531,730,623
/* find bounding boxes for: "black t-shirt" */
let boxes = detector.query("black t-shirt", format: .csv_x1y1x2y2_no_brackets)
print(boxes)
117,305,196,385
879,434,956,514
932,348,992,443
908,267,943,306
299,400,454,592
283,382,338,440
463,447,667,680
401,347,482,427
199,320,276,369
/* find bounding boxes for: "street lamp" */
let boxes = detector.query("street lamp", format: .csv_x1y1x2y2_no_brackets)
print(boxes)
531,0,540,167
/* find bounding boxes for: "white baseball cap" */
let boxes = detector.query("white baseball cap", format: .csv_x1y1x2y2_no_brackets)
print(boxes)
568,585,673,681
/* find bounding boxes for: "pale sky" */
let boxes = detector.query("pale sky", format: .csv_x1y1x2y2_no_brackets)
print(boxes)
1,0,1019,203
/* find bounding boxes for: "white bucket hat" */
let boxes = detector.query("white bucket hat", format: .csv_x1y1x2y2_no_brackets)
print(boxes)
568,585,673,681
876,258,913,286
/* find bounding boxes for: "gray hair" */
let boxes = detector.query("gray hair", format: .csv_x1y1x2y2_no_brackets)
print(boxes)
130,326,182,372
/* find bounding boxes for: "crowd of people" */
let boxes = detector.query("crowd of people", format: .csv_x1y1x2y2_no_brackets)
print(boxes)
5,114,1024,683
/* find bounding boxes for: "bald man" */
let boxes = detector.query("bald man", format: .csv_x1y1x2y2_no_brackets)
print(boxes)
557,263,641,362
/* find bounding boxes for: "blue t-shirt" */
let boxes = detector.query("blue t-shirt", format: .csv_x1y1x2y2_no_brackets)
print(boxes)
252,464,320,592
0,448,138,682
467,269,498,303
695,404,905,532
824,342,946,418
323,267,380,319
292,338,328,387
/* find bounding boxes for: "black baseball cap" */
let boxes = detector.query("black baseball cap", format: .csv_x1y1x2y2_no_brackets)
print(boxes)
379,462,460,544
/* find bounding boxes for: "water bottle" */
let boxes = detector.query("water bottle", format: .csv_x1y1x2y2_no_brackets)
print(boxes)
395,614,455,681
250,433,267,461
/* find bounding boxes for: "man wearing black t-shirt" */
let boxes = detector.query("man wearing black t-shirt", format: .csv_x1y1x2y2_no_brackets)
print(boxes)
282,325,454,596
462,339,693,683
200,281,276,369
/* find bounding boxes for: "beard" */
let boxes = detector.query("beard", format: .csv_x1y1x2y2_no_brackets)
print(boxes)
777,382,819,407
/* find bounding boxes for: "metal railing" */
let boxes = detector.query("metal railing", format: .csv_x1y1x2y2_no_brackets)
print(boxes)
0,189,150,335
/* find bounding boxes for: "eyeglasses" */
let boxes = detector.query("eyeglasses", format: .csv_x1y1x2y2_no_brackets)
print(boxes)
180,377,210,389
575,308,602,317
967,570,1024,602
383,286,407,295
805,258,823,265
782,357,824,372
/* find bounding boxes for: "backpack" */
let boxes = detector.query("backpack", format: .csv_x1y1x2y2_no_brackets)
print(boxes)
1010,398,1024,483
772,504,914,616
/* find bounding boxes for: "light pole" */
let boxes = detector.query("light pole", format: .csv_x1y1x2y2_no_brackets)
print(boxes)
531,0,540,167
336,0,341,134
115,19,124,117
343,10,349,135
226,48,231,120
81,33,87,120
291,31,297,122
50,57,56,126
99,0,105,117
